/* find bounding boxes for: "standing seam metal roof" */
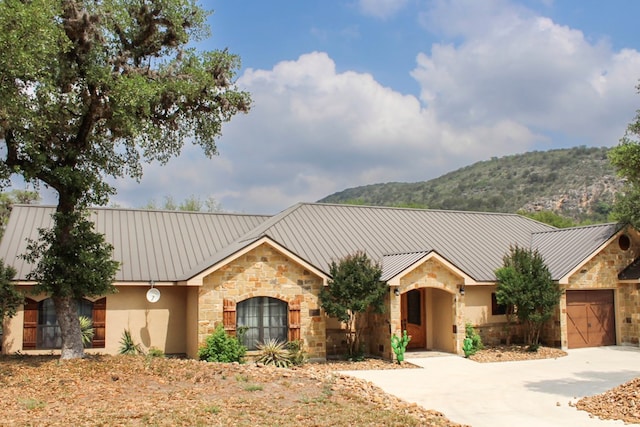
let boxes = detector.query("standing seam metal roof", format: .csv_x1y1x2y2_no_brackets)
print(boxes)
2,203,616,284
0,205,270,282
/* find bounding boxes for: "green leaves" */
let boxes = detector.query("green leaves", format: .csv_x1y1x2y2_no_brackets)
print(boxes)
0,260,22,320
495,245,560,346
319,251,385,356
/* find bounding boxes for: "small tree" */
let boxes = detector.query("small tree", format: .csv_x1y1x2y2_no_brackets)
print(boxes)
0,261,22,321
320,251,385,357
495,245,560,349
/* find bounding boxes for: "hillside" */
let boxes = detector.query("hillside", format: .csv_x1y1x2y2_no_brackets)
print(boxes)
319,146,624,223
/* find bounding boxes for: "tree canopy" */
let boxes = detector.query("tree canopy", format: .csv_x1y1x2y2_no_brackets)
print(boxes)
319,251,385,356
609,83,640,227
495,245,560,348
0,0,250,358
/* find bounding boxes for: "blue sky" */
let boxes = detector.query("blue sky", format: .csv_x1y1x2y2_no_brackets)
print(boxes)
83,1,640,212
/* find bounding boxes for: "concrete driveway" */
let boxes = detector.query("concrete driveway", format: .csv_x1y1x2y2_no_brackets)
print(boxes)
342,346,640,427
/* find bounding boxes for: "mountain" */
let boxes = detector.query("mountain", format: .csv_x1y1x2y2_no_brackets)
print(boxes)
319,146,624,223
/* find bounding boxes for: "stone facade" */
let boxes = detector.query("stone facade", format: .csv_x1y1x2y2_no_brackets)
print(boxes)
197,243,327,360
543,231,640,348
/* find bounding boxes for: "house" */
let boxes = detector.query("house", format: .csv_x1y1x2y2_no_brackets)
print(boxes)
1,203,639,360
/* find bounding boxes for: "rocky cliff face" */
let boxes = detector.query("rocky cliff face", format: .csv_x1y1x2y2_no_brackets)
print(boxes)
521,175,624,219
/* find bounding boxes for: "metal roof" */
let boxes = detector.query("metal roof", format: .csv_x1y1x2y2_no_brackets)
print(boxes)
381,251,431,282
619,257,640,280
4,202,616,284
0,205,269,282
195,203,556,282
531,223,622,280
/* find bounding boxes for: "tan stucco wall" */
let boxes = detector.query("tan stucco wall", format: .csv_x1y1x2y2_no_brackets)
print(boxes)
198,243,327,360
1,286,188,356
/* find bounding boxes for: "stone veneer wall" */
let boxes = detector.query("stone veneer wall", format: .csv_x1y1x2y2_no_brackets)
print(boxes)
542,231,640,348
394,258,464,355
198,243,327,360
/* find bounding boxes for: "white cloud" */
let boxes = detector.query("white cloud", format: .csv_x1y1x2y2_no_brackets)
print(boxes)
413,0,640,146
107,0,640,214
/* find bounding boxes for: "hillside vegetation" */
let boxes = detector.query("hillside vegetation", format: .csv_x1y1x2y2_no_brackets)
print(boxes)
319,146,623,223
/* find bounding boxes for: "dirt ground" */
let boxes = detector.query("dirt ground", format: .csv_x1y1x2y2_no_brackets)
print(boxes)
0,346,634,426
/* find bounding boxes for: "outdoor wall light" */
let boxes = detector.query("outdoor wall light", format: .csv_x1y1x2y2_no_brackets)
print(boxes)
394,288,400,297
146,280,161,303
458,284,465,296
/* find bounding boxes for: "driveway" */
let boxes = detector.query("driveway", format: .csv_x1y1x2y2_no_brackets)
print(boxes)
342,346,640,427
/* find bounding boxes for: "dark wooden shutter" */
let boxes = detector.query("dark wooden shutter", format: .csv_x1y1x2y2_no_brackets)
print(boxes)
22,298,38,350
288,302,301,341
92,298,106,348
223,299,236,336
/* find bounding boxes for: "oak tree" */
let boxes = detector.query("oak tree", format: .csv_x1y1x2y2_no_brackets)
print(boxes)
609,83,640,227
0,0,251,358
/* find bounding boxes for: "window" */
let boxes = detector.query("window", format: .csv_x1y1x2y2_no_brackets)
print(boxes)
237,297,288,350
491,293,510,316
23,297,106,349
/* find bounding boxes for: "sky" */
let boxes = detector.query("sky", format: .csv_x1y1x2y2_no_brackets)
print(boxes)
33,0,640,214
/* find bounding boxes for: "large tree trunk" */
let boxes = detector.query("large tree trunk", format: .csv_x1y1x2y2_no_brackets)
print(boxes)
54,194,85,359
54,296,84,359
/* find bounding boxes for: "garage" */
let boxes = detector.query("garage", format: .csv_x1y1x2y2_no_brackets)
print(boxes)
566,290,615,348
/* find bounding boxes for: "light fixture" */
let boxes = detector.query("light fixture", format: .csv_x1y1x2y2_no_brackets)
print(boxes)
394,288,400,297
146,280,161,303
458,284,465,296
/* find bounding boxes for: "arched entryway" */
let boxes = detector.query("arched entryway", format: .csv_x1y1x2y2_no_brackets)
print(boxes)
401,287,455,353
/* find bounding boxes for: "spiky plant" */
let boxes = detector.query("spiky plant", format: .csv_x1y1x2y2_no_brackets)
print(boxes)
118,329,143,355
78,316,94,347
255,339,291,368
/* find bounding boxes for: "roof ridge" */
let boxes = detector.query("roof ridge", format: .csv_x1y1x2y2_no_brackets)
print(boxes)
10,204,271,218
532,222,621,236
302,202,526,217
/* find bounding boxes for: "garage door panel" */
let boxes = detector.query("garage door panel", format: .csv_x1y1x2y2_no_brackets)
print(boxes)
566,290,615,349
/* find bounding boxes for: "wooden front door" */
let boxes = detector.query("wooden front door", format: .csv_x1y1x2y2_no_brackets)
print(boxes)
401,289,426,349
566,290,615,348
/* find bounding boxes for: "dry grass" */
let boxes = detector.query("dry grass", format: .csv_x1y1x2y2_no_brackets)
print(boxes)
0,354,462,427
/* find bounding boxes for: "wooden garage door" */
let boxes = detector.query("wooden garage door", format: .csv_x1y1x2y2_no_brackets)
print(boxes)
566,290,615,349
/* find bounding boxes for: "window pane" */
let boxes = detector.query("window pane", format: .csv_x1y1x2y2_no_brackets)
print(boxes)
237,297,288,350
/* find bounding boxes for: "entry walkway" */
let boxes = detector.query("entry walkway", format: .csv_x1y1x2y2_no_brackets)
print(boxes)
342,346,640,427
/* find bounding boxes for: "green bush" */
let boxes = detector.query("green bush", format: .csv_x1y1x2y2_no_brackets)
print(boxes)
463,323,483,357
198,324,246,363
79,316,94,347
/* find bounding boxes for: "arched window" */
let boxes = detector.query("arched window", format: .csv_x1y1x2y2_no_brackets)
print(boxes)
237,297,288,350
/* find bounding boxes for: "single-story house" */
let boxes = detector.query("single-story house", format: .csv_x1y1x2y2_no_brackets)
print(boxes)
1,203,639,360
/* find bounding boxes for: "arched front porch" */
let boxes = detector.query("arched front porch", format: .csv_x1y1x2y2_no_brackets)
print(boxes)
400,287,457,353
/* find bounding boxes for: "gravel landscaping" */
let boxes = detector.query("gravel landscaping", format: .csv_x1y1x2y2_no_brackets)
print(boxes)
2,347,636,426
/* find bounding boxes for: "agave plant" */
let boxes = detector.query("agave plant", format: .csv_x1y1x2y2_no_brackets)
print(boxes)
255,339,291,368
78,316,94,347
118,329,143,355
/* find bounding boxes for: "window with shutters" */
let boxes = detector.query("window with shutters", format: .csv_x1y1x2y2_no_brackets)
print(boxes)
237,297,288,350
22,297,106,349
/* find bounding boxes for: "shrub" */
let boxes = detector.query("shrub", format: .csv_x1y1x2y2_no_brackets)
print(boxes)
118,329,143,355
286,340,307,366
255,339,291,368
198,324,246,363
391,330,411,364
147,347,165,358
78,316,94,347
463,323,483,357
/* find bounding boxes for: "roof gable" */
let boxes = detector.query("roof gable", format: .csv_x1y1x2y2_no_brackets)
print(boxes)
532,223,622,281
232,203,555,281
